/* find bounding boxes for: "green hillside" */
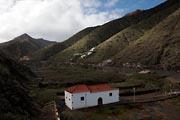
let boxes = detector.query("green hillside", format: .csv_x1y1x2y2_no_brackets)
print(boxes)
113,8,180,69
52,0,179,63
26,0,180,69
31,27,97,61
0,51,38,120
86,0,180,63
0,33,55,60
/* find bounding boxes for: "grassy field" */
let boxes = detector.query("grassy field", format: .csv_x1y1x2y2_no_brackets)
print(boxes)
37,64,126,87
109,82,138,88
31,88,63,104
61,103,142,120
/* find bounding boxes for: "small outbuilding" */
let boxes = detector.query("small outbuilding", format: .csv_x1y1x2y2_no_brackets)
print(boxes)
138,69,151,74
64,84,119,110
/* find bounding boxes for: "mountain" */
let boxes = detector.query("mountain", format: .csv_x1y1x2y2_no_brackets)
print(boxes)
52,0,180,63
0,33,56,60
113,7,180,69
0,50,38,119
85,0,180,64
12,0,180,70
31,26,97,61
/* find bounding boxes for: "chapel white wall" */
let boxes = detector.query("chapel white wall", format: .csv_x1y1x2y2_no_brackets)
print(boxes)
69,89,119,109
65,91,73,109
86,90,119,107
71,92,89,109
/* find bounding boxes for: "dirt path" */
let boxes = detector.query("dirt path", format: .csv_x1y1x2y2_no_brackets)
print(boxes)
39,101,60,120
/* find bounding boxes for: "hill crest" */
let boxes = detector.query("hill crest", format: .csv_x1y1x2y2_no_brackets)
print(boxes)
0,33,56,60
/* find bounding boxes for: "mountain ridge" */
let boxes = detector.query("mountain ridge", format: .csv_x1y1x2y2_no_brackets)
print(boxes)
51,0,180,66
31,26,98,61
19,0,180,70
85,0,180,64
0,33,56,60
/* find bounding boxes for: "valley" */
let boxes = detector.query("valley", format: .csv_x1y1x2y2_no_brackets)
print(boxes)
0,0,180,120
25,61,180,120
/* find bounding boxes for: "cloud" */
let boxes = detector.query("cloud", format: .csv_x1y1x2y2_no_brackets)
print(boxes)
81,0,102,8
0,0,123,42
104,0,118,8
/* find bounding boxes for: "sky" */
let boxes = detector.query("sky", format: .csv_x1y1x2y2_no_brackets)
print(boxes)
0,0,166,43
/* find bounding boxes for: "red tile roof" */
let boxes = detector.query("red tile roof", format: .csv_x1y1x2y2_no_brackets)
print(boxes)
65,85,89,93
65,84,118,93
88,84,118,93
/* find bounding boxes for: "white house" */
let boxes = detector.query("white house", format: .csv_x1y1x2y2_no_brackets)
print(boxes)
64,84,119,110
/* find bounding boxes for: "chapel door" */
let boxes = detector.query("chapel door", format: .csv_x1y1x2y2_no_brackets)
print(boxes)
98,97,103,105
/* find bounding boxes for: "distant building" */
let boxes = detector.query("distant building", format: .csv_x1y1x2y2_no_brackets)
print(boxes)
64,84,119,110
138,69,151,74
89,47,95,52
19,56,30,61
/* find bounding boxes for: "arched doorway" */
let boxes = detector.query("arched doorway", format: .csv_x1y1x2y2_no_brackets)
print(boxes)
97,97,103,105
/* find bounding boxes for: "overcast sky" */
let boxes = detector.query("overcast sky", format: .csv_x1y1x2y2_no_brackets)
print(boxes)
0,0,166,43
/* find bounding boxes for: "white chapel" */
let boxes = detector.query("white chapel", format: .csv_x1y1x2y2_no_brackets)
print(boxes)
65,84,119,110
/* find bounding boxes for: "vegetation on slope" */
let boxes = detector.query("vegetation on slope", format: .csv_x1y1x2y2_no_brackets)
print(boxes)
114,8,180,69
31,27,97,61
52,0,179,63
86,0,180,63
0,51,39,120
51,10,149,61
